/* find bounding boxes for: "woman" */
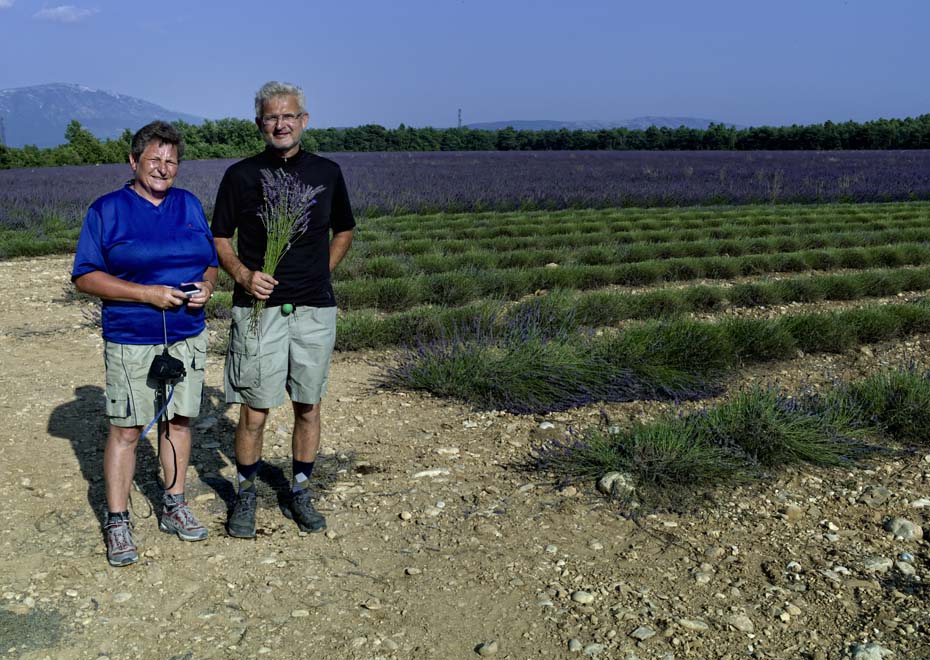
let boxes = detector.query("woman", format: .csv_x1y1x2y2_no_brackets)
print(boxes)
72,120,218,567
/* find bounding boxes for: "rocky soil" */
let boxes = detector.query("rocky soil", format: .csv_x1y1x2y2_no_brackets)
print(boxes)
0,255,928,660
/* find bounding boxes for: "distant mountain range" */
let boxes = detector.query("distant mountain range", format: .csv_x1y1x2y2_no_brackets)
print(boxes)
0,83,205,148
0,83,740,149
465,117,739,131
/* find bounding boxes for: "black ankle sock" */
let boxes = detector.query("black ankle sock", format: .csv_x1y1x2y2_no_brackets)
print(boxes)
107,511,129,524
236,460,260,494
292,459,315,491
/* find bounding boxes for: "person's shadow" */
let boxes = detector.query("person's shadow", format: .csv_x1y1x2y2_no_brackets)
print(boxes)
46,385,163,525
47,384,320,527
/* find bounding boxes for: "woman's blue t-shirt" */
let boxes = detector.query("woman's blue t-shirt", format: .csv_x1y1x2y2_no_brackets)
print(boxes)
72,185,219,345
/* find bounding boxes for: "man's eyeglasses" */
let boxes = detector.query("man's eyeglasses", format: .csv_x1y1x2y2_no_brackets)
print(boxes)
260,112,306,126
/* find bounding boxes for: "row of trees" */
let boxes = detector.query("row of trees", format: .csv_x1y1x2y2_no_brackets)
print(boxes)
3,115,930,169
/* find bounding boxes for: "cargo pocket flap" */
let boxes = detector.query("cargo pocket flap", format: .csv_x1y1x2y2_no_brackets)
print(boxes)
105,386,131,419
228,347,261,389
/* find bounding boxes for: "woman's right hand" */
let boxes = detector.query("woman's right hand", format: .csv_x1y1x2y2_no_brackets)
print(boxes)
144,285,188,309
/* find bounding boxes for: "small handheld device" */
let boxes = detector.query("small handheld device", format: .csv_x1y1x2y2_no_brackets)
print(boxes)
178,283,200,296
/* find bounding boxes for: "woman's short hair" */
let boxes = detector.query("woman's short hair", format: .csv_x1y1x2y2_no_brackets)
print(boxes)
254,81,307,117
130,121,185,162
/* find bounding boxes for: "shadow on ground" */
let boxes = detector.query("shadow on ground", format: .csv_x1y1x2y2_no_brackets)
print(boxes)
0,609,62,658
48,384,355,528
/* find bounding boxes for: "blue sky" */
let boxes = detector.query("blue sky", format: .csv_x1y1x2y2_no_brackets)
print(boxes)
1,0,928,128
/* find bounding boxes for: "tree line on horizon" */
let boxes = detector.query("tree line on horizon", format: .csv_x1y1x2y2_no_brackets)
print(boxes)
2,114,930,170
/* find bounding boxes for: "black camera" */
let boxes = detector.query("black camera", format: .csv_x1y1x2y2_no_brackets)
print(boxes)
148,351,186,382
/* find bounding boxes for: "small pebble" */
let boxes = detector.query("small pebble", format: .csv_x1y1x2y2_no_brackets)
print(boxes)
476,640,498,655
728,614,754,633
678,618,710,632
863,557,893,574
412,468,450,479
571,590,594,604
583,643,606,657
884,517,923,541
704,546,726,561
850,641,894,660
895,561,916,576
630,626,656,641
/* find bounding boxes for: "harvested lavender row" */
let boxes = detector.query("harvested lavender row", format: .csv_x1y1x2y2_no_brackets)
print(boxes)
3,150,930,232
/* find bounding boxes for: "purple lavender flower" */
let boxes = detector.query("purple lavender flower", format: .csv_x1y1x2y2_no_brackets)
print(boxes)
249,169,325,334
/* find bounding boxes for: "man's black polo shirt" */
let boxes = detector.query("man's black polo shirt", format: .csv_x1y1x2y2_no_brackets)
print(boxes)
211,148,355,308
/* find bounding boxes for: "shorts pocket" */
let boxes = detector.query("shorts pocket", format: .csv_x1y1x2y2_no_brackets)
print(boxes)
228,330,260,389
105,385,131,419
227,309,262,389
227,349,261,389
190,334,207,371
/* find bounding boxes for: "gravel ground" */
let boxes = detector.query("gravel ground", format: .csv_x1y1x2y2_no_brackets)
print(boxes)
0,256,927,660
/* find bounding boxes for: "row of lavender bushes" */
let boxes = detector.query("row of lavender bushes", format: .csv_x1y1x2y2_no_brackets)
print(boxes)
3,150,930,237
331,265,930,350
533,368,930,508
376,299,930,414
326,242,930,314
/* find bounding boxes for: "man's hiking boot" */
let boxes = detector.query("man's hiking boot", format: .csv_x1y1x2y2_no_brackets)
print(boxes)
226,491,257,538
159,500,208,541
284,488,326,533
104,516,138,567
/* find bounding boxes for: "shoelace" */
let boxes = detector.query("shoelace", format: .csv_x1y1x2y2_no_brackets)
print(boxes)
168,503,201,528
106,521,134,550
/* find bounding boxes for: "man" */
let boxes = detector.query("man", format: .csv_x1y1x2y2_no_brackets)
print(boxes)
211,81,355,538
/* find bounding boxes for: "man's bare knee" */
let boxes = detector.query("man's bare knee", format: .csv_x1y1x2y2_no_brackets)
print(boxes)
293,401,320,423
239,405,269,434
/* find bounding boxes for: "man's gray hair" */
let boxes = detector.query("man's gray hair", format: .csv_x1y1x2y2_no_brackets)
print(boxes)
254,81,307,117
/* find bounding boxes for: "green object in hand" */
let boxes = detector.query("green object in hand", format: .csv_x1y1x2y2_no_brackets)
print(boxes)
282,303,294,315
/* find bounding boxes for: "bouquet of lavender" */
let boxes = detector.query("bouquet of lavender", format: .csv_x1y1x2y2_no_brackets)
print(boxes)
248,169,326,334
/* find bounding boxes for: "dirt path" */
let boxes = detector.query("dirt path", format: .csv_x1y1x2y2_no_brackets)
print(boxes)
1,256,928,660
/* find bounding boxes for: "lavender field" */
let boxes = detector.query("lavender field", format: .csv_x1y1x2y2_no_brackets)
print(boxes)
3,150,930,234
